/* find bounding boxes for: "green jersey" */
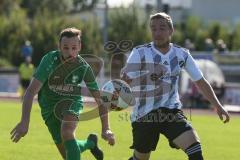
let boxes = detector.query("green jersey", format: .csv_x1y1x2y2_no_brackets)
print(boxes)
34,50,99,120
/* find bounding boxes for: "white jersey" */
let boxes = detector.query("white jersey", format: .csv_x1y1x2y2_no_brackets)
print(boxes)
121,42,203,122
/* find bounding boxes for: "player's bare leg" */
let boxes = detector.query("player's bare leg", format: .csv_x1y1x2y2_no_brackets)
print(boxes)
172,129,203,160
61,114,80,160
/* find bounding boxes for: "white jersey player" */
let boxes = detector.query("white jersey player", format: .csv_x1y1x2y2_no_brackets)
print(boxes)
123,42,203,121
121,12,230,160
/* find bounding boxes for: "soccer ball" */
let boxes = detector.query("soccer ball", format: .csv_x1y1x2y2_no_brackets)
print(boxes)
101,79,135,111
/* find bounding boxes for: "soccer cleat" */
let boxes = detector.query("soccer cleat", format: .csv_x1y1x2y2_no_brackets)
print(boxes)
87,134,104,160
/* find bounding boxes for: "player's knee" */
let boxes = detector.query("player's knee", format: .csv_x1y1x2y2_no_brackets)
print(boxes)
61,121,77,140
61,129,75,140
185,142,204,160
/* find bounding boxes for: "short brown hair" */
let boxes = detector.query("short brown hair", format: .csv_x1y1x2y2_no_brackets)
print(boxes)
150,12,173,30
59,27,81,42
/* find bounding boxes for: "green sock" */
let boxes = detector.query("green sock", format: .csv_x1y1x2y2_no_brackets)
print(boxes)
77,139,95,153
64,139,81,160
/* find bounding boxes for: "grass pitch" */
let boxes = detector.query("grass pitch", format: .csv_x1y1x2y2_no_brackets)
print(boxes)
1,100,240,160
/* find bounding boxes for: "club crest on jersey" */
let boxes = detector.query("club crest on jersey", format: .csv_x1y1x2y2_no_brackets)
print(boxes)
72,75,79,83
179,60,185,68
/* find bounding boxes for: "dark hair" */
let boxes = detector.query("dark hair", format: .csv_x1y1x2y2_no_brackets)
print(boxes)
150,12,173,30
59,27,81,42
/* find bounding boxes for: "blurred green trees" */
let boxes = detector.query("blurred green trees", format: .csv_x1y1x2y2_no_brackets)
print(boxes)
0,0,102,66
108,7,151,46
1,1,240,67
232,23,240,51
20,0,72,17
0,7,30,66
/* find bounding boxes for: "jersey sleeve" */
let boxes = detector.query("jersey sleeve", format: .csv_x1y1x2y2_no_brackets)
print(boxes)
83,65,99,91
121,48,141,78
33,54,52,83
184,52,203,81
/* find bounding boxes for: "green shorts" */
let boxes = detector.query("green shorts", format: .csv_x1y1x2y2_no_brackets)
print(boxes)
43,101,83,144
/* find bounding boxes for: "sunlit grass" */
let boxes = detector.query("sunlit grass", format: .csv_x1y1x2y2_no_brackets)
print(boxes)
1,100,239,160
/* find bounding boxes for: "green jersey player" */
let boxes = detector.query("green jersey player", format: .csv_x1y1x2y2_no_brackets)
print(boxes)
11,27,115,160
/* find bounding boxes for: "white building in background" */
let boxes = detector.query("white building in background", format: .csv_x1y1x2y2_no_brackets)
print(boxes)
133,0,240,26
190,0,240,25
77,0,240,28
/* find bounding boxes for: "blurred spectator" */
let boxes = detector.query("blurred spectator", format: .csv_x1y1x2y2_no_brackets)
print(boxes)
184,38,195,51
19,56,35,98
188,81,200,108
204,38,214,52
21,40,33,58
215,39,228,54
185,80,210,108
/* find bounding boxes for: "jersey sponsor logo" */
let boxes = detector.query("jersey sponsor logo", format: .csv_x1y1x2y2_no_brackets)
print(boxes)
48,58,87,96
53,76,60,79
122,62,173,98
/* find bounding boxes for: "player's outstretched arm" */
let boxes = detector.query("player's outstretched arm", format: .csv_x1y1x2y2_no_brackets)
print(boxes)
90,90,115,146
10,78,42,143
194,77,230,123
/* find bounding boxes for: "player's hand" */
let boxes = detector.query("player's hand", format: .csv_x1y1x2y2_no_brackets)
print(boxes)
110,104,124,111
121,73,132,84
215,105,230,123
101,129,115,146
10,121,29,143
